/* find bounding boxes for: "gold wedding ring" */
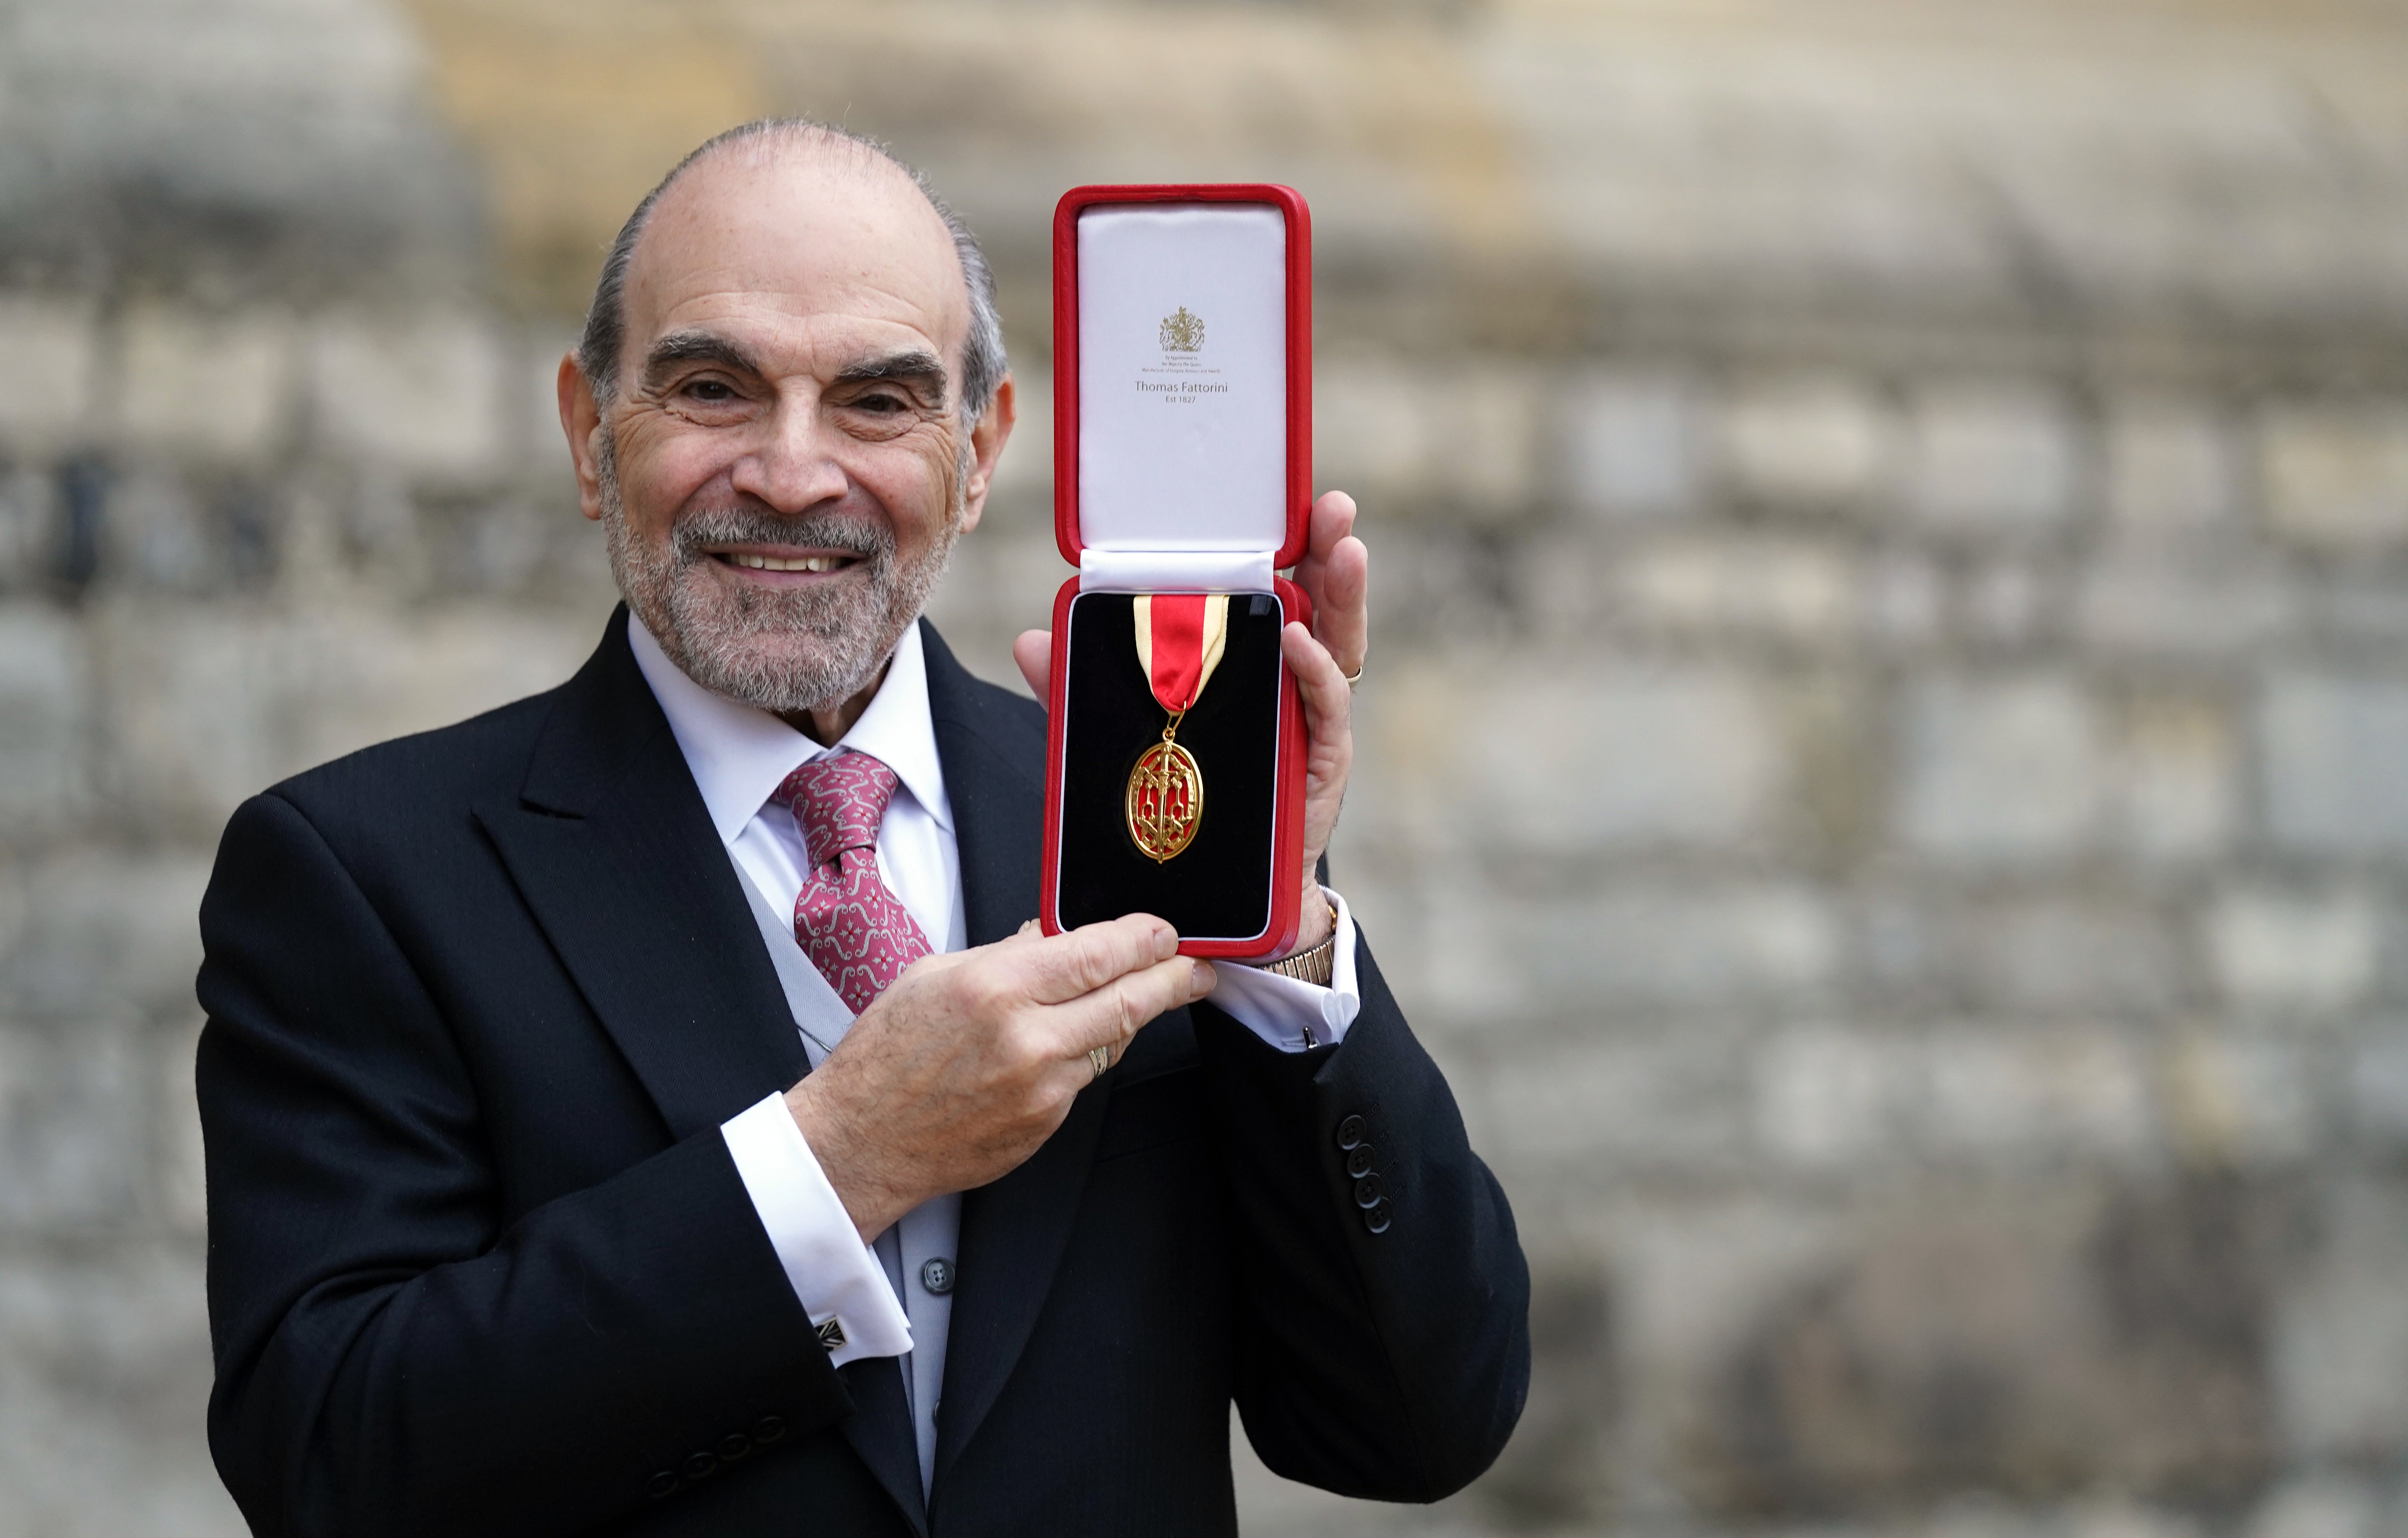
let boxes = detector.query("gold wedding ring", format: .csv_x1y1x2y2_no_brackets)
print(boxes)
1088,1044,1112,1081
1341,659,1364,689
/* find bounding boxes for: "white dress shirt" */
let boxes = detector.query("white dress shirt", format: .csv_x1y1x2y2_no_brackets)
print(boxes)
626,612,1360,1492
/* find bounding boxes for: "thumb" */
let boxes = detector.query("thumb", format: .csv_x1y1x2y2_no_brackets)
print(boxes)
1013,629,1054,698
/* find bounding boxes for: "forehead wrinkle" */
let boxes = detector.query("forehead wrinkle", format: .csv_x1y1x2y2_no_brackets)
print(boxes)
624,155,970,371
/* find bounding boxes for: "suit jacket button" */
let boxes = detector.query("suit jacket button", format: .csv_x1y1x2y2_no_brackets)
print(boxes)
1335,1114,1367,1150
718,1433,752,1461
753,1415,787,1443
1363,1201,1392,1235
647,1471,679,1499
684,1451,719,1480
921,1257,956,1295
1353,1173,1385,1209
1345,1144,1375,1178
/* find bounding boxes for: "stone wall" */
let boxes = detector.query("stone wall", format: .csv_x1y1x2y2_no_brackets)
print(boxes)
4,0,2408,1534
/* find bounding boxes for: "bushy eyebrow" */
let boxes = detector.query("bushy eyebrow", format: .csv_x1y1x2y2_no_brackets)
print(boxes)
638,334,949,408
639,330,760,390
834,348,949,405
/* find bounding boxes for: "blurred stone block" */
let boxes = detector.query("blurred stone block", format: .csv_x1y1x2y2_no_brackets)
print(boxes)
2247,1474,2384,1538
1432,360,1542,512
98,603,599,836
2260,402,2408,548
0,296,98,449
0,1019,140,1229
1921,1030,2154,1163
153,1019,205,1235
516,324,578,475
2347,1031,2408,1147
0,466,55,589
2105,399,2238,537
1971,901,2178,1016
0,604,89,836
1688,1180,2274,1512
1863,551,1944,645
2076,553,2292,657
1962,557,2048,644
986,366,1051,502
1361,659,1786,854
1314,356,1430,506
1756,1025,2155,1168
1614,535,1855,643
1486,1029,1745,1172
1719,374,1896,509
0,1247,240,1535
2258,673,2408,855
1563,370,1699,519
0,854,212,1025
1908,383,2080,532
1899,677,2103,862
118,305,297,461
1754,1025,1906,1166
308,308,507,478
2208,888,2379,1016
2270,1182,2408,1463
2107,697,2238,864
1314,356,1537,516
2166,1037,2319,1166
1418,884,1837,1020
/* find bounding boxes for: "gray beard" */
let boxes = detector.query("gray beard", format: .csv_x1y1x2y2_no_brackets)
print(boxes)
598,439,961,716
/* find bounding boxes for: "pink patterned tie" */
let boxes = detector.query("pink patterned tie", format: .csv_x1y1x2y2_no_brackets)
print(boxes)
773,750,932,1015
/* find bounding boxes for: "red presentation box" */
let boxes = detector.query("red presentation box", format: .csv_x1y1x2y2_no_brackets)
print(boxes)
1037,183,1314,960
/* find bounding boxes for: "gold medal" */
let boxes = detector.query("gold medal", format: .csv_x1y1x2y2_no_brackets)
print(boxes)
1124,595,1227,863
1126,719,1204,863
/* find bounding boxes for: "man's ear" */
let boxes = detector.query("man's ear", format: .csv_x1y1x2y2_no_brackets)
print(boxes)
557,352,608,523
958,373,1017,537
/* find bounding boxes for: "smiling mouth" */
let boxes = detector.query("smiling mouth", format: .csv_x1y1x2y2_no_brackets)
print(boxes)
710,551,858,574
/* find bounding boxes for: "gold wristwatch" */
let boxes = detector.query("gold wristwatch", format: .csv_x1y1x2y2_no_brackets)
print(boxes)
1252,901,1339,986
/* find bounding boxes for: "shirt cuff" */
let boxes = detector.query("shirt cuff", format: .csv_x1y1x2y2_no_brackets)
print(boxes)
1205,886,1363,1053
721,1092,913,1367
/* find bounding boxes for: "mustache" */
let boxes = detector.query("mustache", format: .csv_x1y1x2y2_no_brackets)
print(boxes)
667,505,896,565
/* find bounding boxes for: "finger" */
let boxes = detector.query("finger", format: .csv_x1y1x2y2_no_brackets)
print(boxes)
1014,913,1180,1007
1012,629,1054,698
1307,489,1357,564
1044,955,1216,1063
1292,490,1354,599
1316,534,1367,677
1281,622,1352,743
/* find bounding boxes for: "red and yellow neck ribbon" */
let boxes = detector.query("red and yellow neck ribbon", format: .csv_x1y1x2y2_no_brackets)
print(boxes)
1132,594,1229,716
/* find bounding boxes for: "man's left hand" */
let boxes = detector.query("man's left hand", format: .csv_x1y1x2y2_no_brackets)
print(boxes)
1013,488,1367,957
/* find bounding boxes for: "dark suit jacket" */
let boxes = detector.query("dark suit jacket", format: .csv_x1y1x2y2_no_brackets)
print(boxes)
196,610,1529,1538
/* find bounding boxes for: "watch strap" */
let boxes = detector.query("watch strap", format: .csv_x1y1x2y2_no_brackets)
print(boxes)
1251,901,1338,986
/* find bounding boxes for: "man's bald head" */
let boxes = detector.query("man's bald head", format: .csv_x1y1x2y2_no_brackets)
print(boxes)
578,119,1006,425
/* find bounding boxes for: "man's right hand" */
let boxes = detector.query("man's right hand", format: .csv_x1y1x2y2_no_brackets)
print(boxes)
785,913,1213,1241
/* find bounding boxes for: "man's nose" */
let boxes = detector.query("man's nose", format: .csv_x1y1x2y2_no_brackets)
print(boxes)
730,393,849,513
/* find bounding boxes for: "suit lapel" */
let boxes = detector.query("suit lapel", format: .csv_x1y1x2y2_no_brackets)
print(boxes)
474,610,804,1141
479,612,930,1528
919,623,1116,1490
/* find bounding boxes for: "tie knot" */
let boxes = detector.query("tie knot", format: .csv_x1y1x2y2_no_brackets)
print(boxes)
775,750,901,869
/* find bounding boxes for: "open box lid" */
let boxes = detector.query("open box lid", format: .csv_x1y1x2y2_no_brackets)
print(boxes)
1052,184,1312,582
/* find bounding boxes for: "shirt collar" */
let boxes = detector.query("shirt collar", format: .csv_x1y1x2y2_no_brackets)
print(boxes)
626,610,954,848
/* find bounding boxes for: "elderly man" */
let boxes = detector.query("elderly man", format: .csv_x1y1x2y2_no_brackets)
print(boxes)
197,121,1527,1537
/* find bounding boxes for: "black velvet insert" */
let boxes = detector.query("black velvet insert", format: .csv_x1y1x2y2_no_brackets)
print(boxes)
1057,592,1284,939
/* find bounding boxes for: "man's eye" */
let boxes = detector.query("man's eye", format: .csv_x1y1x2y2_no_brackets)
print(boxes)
683,379,736,403
852,393,907,414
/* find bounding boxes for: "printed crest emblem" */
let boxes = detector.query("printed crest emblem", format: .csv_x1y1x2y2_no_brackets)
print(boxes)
1157,305,1206,353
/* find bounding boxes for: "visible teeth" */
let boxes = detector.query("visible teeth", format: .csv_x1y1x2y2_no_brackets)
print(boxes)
732,554,844,572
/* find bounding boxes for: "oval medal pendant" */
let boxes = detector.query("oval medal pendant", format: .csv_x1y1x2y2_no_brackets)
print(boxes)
1126,738,1204,863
